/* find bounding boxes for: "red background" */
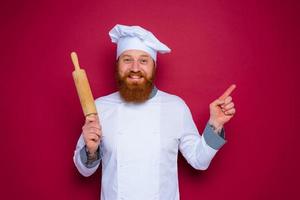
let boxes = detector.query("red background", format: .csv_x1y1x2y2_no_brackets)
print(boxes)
1,0,299,199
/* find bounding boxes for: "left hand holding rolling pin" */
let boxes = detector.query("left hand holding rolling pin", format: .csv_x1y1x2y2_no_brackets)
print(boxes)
208,84,236,133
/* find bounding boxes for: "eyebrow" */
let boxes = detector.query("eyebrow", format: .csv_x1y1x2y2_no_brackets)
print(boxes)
139,55,150,57
121,54,132,57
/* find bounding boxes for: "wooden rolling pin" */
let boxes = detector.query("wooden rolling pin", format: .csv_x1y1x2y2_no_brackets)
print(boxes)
71,52,97,117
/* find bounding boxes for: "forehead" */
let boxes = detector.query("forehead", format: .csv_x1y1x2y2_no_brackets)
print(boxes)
119,49,151,58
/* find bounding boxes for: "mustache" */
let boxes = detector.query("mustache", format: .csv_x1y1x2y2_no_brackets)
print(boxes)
125,71,145,78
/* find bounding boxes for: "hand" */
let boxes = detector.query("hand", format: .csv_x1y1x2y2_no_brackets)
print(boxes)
82,114,102,154
208,84,236,131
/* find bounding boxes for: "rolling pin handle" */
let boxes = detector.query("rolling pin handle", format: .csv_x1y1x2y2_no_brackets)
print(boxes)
71,52,81,71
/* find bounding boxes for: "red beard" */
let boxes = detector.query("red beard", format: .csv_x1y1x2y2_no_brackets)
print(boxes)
116,69,155,103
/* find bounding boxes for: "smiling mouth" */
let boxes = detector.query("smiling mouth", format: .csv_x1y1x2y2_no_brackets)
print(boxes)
128,75,143,79
127,72,145,80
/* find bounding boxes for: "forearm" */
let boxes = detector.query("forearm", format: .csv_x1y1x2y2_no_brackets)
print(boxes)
179,123,226,170
73,134,101,177
203,122,226,150
79,145,101,168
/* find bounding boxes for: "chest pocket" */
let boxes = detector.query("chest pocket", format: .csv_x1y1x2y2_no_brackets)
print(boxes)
116,103,161,200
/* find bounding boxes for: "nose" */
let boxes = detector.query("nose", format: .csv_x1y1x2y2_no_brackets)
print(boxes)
130,60,140,72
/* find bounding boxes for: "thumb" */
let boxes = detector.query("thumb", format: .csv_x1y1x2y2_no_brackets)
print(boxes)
211,98,225,107
85,114,98,123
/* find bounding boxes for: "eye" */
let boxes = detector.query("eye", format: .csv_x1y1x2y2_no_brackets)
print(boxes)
140,59,148,64
123,58,133,63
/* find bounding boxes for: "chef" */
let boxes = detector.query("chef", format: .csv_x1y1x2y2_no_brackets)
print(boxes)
73,24,236,200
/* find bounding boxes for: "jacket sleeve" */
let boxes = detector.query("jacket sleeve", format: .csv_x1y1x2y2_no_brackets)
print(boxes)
73,134,101,177
179,104,226,170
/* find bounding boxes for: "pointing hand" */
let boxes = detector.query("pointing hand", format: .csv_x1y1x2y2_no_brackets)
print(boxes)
208,84,236,132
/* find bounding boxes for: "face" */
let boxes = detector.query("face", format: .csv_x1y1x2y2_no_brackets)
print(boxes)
116,49,156,102
117,50,155,84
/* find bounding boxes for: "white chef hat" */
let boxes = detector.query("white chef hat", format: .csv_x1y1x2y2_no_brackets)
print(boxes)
109,24,171,62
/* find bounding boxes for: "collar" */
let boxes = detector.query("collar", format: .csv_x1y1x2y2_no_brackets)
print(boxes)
149,86,158,99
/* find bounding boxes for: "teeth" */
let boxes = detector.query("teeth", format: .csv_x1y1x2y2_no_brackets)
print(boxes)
129,75,141,79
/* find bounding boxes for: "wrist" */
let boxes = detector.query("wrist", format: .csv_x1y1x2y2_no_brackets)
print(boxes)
85,146,99,160
208,119,223,134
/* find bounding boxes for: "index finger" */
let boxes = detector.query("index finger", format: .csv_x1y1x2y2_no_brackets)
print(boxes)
219,84,236,100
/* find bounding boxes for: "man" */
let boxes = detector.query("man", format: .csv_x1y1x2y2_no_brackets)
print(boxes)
73,24,236,200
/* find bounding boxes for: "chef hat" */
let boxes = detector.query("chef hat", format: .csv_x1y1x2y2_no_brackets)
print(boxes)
109,24,171,61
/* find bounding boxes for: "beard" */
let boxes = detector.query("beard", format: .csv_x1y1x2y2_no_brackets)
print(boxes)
116,67,155,103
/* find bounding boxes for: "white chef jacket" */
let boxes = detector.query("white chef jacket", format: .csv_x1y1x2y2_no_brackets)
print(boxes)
73,89,226,200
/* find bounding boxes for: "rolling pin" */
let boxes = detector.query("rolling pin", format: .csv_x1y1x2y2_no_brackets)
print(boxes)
71,52,97,117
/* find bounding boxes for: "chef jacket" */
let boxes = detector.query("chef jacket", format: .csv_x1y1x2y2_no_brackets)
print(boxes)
74,88,226,200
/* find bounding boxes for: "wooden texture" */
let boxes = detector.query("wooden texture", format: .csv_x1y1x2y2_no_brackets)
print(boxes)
71,52,97,116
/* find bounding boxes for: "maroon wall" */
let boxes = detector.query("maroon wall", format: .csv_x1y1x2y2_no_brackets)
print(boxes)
1,0,299,199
